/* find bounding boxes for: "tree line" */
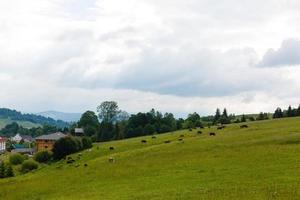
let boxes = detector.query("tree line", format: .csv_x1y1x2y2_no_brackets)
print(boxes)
74,102,238,142
273,105,300,119
1,102,300,141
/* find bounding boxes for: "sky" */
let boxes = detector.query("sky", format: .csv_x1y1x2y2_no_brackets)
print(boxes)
1,0,300,117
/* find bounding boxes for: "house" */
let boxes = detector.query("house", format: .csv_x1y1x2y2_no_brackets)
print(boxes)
0,137,6,153
21,135,34,143
35,132,66,152
11,133,23,143
11,134,33,143
74,128,84,136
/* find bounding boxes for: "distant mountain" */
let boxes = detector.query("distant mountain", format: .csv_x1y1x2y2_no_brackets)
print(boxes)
37,111,81,123
0,108,69,128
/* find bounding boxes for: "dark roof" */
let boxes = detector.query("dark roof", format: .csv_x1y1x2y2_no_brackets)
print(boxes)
35,132,66,141
20,135,33,141
12,144,26,149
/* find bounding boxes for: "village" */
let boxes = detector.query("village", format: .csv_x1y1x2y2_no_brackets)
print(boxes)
0,128,84,156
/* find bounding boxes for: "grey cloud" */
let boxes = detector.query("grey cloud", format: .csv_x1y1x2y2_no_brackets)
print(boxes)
258,39,300,67
114,47,269,97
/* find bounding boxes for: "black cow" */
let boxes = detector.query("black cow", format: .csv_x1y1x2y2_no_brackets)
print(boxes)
240,124,248,128
209,132,216,136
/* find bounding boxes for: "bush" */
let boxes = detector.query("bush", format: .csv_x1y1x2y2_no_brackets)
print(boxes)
5,164,14,177
21,160,38,173
9,153,25,165
0,161,5,178
52,137,80,160
34,151,53,163
82,137,93,149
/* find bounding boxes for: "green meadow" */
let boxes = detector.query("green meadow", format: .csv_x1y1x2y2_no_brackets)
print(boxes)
0,118,40,129
1,117,300,199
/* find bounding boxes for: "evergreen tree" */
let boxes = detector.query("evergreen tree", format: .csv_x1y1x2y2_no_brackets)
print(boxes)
257,112,265,120
220,108,230,124
287,105,293,117
213,108,221,124
297,105,300,116
241,114,246,122
273,107,283,118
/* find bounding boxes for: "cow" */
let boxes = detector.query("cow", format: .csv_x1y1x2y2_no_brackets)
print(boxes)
164,140,171,144
141,140,147,143
240,124,248,128
109,147,114,150
209,132,216,136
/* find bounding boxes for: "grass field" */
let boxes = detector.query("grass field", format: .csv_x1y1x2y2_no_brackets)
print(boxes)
1,117,300,199
0,118,40,129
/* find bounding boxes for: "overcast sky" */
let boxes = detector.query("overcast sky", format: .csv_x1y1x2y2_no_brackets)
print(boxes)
1,0,300,117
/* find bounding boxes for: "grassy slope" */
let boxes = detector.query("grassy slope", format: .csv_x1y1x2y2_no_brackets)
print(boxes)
0,118,40,129
1,117,300,199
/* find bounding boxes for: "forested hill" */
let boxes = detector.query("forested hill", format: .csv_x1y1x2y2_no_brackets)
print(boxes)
0,108,69,128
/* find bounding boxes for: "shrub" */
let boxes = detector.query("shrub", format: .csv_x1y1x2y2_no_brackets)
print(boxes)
21,160,38,173
82,137,93,149
5,164,14,177
52,137,80,160
34,151,53,163
74,138,83,151
9,153,25,165
0,161,5,178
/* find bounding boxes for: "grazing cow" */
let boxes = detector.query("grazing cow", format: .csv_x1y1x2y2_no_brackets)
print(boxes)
217,126,223,130
240,124,248,128
84,163,88,167
164,140,171,144
152,136,157,139
109,147,114,150
197,131,202,134
67,159,75,164
180,134,184,138
141,140,147,143
108,157,115,163
178,138,184,143
200,126,204,129
209,132,216,136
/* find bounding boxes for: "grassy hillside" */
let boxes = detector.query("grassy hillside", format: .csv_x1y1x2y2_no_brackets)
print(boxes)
0,118,41,129
1,117,300,199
